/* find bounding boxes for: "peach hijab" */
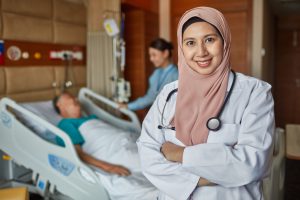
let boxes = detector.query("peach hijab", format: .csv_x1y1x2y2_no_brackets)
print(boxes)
175,7,231,145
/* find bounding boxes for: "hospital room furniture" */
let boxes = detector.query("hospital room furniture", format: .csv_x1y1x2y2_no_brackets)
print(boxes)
0,187,29,200
285,124,300,200
262,128,285,200
0,87,141,200
286,124,300,160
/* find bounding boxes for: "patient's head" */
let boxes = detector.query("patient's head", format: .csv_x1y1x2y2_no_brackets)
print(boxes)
53,93,81,118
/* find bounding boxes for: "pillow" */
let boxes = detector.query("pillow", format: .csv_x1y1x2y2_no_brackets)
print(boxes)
20,100,62,125
16,100,63,144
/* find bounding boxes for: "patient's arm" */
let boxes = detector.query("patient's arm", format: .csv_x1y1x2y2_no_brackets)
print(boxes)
75,145,131,176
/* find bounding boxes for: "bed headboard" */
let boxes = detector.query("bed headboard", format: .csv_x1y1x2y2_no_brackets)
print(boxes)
0,66,86,102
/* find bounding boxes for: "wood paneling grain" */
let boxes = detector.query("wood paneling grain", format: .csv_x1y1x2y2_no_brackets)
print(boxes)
122,0,158,13
122,5,159,120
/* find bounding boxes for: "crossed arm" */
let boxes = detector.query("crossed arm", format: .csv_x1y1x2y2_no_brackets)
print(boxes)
160,142,215,186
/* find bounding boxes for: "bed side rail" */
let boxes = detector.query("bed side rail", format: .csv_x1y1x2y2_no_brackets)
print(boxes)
78,87,141,133
0,97,109,200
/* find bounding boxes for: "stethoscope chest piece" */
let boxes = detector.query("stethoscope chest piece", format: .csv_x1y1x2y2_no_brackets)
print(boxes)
206,117,221,131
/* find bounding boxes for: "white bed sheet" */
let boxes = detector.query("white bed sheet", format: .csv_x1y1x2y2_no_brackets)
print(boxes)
79,119,159,200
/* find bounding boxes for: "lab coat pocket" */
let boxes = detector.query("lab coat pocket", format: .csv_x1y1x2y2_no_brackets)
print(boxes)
207,123,240,146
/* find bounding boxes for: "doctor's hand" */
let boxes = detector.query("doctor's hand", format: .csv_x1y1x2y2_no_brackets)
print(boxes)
161,142,185,163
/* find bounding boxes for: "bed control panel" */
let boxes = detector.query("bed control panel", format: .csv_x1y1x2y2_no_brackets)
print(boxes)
48,154,75,176
0,111,12,129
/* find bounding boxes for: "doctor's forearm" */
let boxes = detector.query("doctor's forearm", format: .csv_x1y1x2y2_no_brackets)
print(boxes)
161,142,184,162
160,143,216,187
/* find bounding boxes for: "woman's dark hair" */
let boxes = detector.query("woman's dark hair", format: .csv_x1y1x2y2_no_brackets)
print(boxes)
150,38,174,58
182,17,222,40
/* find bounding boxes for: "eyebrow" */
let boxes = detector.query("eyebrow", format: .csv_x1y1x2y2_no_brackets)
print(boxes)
183,33,219,41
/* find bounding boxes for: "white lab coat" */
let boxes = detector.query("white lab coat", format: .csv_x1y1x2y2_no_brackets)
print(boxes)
137,72,275,200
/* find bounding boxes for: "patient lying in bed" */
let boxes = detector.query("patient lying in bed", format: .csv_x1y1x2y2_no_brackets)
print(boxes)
53,93,158,200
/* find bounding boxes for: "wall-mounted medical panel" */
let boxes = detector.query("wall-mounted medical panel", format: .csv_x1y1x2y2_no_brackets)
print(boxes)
2,40,86,66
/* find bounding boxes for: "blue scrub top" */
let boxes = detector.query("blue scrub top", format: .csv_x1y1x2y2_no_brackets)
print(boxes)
56,115,97,147
128,63,178,111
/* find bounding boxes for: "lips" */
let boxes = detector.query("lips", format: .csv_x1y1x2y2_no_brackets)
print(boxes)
196,59,212,68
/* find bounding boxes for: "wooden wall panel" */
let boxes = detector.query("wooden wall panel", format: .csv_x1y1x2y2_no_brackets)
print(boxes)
1,0,86,45
123,10,147,100
224,11,248,73
121,0,158,13
171,0,248,16
54,0,87,25
1,0,52,18
2,13,53,42
145,12,159,81
170,0,252,74
274,15,300,127
54,22,86,45
122,5,159,120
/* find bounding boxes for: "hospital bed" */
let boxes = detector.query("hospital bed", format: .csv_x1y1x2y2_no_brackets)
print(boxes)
0,87,141,200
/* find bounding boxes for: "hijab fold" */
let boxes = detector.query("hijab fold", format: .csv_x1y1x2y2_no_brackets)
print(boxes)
175,7,231,145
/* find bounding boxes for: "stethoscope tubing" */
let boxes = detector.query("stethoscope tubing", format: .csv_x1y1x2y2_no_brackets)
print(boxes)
158,70,236,132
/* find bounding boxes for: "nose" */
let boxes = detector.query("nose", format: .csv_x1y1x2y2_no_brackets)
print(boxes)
195,42,208,57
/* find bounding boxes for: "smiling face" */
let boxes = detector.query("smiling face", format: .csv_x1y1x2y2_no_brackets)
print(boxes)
182,21,223,75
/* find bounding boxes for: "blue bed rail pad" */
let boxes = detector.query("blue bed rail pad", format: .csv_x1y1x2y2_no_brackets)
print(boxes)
48,154,75,176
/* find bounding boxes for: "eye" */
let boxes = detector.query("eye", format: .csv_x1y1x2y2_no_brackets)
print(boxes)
185,40,195,47
205,37,215,43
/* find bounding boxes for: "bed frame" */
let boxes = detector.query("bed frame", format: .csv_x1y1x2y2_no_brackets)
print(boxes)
0,87,141,200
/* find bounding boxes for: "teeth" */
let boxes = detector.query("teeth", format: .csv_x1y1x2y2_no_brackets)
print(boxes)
198,61,209,65
197,60,210,66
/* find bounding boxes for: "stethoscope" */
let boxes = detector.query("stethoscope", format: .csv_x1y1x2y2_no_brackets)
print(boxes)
157,70,236,132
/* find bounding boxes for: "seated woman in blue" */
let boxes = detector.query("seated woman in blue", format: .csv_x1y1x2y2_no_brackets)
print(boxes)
53,93,159,200
118,38,178,111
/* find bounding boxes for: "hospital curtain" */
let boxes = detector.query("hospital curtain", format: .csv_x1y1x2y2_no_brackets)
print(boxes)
87,31,114,97
87,0,120,98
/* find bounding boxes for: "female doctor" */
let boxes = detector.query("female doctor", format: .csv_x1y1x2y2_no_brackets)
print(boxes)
137,7,275,200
